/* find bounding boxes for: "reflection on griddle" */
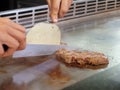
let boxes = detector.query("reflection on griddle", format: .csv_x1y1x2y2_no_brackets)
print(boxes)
0,78,25,90
0,55,53,67
0,59,71,90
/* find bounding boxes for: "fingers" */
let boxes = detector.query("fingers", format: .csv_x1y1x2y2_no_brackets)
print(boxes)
49,0,61,23
1,35,19,57
17,39,26,50
0,18,26,57
47,0,51,10
9,20,26,33
59,0,73,18
47,0,73,23
0,18,25,33
7,26,26,50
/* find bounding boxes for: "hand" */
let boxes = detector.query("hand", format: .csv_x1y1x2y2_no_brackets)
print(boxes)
0,18,26,57
47,0,73,23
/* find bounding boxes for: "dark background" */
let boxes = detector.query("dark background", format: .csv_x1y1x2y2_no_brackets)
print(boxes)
0,0,47,11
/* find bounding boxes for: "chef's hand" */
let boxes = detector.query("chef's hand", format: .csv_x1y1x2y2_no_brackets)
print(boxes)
47,0,73,23
0,18,26,57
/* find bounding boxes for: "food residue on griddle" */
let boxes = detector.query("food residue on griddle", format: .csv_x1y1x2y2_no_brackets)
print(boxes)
0,70,7,74
45,65,71,86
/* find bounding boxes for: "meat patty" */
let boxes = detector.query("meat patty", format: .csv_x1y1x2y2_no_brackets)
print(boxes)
55,49,109,68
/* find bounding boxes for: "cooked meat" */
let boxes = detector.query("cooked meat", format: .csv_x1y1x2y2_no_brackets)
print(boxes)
55,49,109,68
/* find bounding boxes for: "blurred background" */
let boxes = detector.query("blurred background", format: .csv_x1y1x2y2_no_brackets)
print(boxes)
0,0,47,11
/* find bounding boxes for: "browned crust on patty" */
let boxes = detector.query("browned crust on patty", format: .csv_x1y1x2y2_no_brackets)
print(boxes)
55,49,109,69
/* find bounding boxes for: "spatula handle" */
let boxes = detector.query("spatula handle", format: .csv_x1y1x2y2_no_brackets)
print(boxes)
2,44,9,52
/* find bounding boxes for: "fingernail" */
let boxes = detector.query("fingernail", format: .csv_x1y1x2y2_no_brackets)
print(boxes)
53,19,58,23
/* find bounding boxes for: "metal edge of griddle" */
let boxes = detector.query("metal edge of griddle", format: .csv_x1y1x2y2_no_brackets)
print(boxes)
57,9,120,31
